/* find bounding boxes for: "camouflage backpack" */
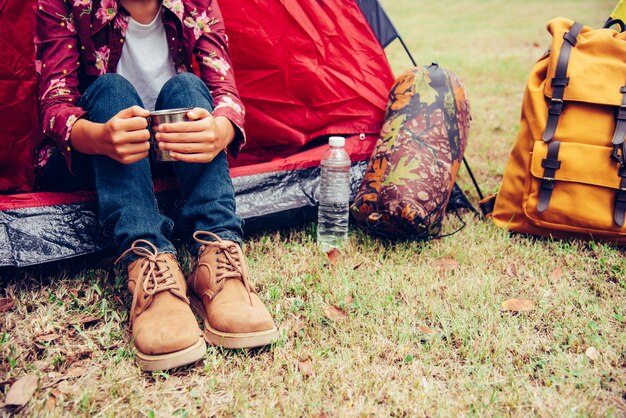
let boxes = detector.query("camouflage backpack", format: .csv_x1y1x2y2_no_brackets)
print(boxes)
350,64,471,240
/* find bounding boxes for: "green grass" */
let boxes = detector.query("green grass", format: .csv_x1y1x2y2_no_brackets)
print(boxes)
2,1,626,416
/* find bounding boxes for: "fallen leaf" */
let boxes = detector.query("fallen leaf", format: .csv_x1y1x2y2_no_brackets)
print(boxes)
10,336,23,346
64,365,88,380
585,347,600,361
418,325,434,335
505,263,518,278
43,395,57,412
550,267,563,282
69,315,101,326
33,360,52,372
64,350,93,366
55,380,78,396
501,298,535,312
46,372,63,381
68,289,78,299
326,248,341,265
298,358,314,377
324,305,347,321
434,257,458,272
33,333,60,344
5,374,39,407
0,298,15,313
0,379,15,392
352,261,365,270
103,341,123,351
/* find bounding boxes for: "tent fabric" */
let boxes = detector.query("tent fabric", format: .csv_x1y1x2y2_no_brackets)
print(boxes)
218,0,395,152
0,0,39,192
355,0,399,48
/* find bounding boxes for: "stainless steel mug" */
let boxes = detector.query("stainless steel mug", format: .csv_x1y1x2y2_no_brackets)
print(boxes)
148,108,193,162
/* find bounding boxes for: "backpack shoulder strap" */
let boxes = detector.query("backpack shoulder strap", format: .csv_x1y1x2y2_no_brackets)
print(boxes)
542,22,584,142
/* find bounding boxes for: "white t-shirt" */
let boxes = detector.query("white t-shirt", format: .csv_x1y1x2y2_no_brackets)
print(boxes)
116,12,176,111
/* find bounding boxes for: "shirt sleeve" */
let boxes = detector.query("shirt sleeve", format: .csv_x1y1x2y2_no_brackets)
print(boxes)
36,0,86,171
192,0,246,158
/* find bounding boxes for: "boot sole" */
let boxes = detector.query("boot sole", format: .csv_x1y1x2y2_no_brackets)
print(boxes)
135,337,206,371
189,295,279,349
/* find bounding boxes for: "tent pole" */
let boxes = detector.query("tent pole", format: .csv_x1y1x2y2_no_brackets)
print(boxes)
462,157,484,201
398,36,417,67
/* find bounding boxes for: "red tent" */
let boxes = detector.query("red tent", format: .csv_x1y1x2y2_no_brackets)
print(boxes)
222,0,393,154
0,0,38,193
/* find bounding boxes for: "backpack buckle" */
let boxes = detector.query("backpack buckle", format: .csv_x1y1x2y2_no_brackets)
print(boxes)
541,177,556,190
548,98,564,116
618,105,626,121
613,144,626,167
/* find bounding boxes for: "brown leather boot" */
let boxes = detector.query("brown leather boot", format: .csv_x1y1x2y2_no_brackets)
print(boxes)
187,231,278,349
116,240,206,371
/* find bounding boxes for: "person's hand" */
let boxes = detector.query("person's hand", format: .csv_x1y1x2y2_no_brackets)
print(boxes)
98,106,151,164
155,108,235,163
70,105,151,164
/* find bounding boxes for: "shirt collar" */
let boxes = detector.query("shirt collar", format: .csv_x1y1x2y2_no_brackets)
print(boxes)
90,0,183,36
160,0,185,24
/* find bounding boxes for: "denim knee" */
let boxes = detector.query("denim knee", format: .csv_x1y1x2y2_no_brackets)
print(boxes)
156,73,213,111
96,73,134,87
161,72,205,92
80,74,144,121
85,73,139,99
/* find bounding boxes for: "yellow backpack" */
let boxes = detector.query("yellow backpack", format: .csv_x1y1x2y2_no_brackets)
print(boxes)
487,18,626,244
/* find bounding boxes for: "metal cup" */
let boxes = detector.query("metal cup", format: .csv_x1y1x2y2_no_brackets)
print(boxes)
148,108,193,162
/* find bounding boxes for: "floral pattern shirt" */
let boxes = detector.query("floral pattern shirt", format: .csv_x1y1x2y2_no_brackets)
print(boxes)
35,0,246,170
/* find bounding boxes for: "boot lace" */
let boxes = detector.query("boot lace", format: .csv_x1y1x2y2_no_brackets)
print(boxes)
115,240,185,322
193,231,254,306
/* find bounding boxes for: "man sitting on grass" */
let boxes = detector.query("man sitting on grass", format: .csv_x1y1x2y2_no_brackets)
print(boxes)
36,0,278,371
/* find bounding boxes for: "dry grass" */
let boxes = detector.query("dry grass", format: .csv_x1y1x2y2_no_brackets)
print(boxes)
2,0,626,416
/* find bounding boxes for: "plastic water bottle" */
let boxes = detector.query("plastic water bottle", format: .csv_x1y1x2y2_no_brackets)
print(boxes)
317,136,351,251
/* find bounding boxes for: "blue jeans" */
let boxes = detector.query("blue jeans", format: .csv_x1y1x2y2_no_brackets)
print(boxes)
77,73,243,261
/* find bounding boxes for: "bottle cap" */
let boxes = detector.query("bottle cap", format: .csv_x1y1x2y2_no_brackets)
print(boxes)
329,136,345,147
